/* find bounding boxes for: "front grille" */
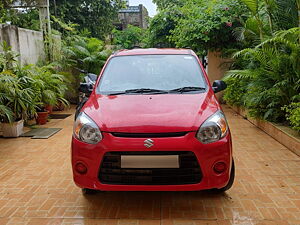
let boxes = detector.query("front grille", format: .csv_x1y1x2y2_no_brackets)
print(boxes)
111,132,188,138
99,151,202,185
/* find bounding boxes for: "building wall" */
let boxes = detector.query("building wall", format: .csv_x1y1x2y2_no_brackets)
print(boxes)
117,4,149,30
0,24,45,66
207,51,232,100
140,5,148,29
118,12,141,28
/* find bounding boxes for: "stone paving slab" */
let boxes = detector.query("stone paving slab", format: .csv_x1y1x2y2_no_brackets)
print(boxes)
0,105,299,225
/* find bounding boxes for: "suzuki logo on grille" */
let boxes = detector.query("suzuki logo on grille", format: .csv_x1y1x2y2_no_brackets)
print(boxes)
144,139,154,148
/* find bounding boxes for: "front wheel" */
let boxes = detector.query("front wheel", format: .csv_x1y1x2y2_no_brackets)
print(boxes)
214,159,235,193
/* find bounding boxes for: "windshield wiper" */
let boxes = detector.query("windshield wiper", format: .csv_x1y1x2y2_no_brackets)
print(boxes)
108,88,169,96
169,86,206,93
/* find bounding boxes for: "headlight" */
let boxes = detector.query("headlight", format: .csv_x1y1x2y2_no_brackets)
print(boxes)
196,110,228,144
73,112,102,144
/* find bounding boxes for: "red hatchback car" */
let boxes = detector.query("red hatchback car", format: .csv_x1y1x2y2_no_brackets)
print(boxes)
72,48,234,194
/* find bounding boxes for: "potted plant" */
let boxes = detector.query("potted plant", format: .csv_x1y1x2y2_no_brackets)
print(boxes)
0,105,18,137
27,65,69,124
45,104,54,114
0,71,36,137
34,86,57,125
36,108,49,125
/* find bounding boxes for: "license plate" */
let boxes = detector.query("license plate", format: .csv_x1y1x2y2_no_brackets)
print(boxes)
121,155,179,168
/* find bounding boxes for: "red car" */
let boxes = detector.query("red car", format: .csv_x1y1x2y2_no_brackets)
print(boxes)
72,48,234,194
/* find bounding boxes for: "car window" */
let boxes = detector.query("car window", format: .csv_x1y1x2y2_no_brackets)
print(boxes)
97,54,207,94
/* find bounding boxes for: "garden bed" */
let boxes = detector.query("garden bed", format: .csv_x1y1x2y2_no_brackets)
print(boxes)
229,105,300,156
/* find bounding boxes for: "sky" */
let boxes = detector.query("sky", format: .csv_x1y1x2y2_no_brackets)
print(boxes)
129,0,157,17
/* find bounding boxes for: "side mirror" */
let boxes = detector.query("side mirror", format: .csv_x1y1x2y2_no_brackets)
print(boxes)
79,83,93,94
212,80,227,93
87,73,98,82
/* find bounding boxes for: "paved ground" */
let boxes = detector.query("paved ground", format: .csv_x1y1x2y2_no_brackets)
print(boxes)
0,105,300,225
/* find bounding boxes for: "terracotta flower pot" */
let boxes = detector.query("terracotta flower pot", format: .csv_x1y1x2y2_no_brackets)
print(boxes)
45,105,53,114
36,111,49,125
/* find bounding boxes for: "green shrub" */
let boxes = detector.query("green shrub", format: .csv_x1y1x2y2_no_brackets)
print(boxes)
0,70,37,122
113,25,145,49
283,102,300,132
225,28,300,122
0,43,70,121
20,65,69,110
63,35,111,75
223,77,247,107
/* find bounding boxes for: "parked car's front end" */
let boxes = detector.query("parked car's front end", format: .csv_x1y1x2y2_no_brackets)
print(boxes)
72,49,234,193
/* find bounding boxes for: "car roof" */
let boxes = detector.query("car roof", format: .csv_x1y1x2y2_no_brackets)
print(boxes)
113,48,195,56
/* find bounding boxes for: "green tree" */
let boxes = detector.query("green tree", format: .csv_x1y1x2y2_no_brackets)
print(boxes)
170,0,248,54
2,9,40,31
49,0,124,39
113,25,145,49
147,0,186,48
147,9,179,48
152,0,185,10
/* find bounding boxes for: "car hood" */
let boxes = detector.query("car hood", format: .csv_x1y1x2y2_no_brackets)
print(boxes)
83,92,219,133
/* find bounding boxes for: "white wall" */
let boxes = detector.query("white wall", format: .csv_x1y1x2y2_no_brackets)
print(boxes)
18,27,45,65
0,24,46,66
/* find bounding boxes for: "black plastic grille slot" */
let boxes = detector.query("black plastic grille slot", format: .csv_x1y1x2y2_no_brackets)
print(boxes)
99,151,202,185
110,132,188,138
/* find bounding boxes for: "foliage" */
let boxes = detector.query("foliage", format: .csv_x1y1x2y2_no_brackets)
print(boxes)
152,0,185,10
0,42,19,71
1,9,40,31
0,0,39,30
272,0,299,30
0,42,70,122
63,35,111,75
113,25,145,49
0,69,37,122
233,0,299,43
225,28,300,123
49,0,124,39
21,64,69,109
223,0,300,131
283,102,300,132
149,0,248,53
51,16,79,37
0,104,13,123
223,77,248,106
147,9,178,48
170,0,249,54
148,0,185,47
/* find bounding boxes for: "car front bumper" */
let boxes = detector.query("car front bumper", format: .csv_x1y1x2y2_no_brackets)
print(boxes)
71,131,232,191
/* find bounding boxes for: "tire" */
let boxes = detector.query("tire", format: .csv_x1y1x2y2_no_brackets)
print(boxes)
213,159,235,193
82,188,98,195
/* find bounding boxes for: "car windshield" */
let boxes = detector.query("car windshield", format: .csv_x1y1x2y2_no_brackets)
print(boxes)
97,54,207,94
